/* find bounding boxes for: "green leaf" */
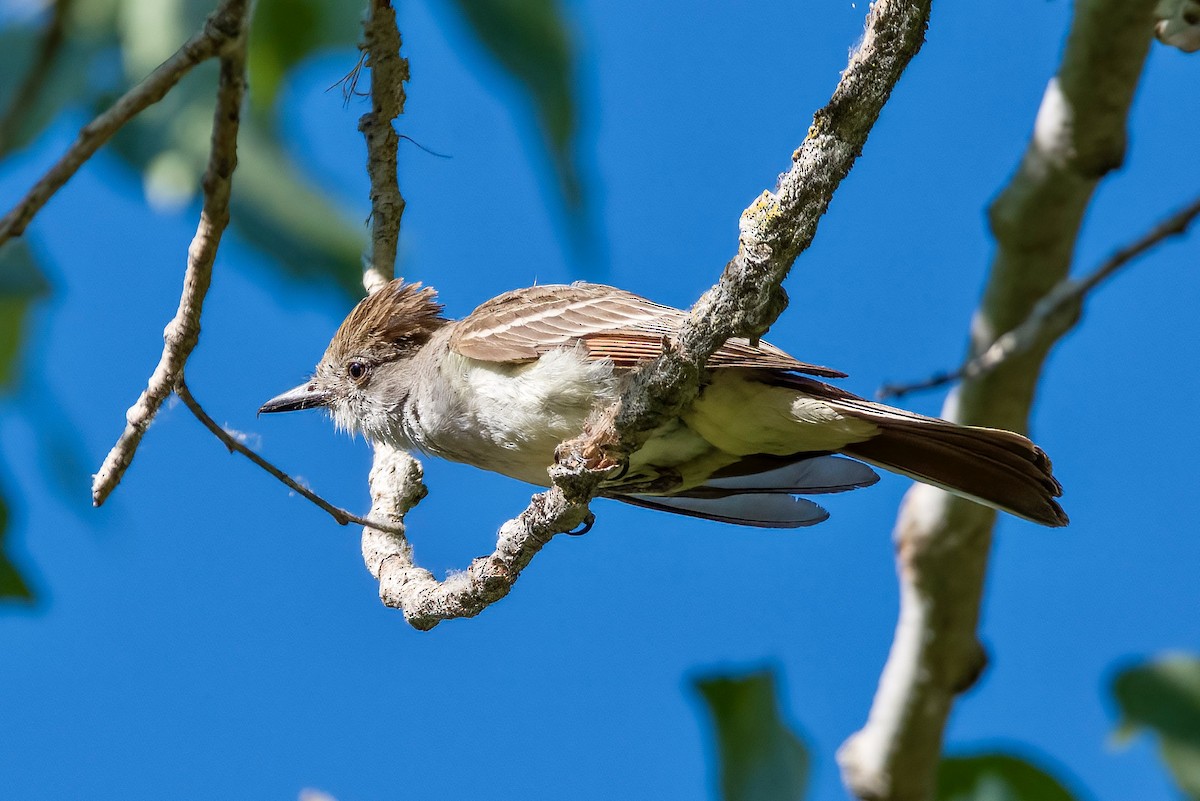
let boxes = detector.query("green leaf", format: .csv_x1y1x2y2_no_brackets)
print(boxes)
248,0,362,116
445,0,583,210
0,5,118,156
106,0,364,294
0,241,52,392
695,669,809,801
1113,655,1200,799
228,124,367,294
0,242,49,602
0,488,34,601
937,754,1082,801
102,24,366,296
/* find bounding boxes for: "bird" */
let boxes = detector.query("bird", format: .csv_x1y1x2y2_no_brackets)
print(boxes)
259,279,1067,529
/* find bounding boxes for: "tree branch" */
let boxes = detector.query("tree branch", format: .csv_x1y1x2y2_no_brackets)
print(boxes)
837,3,1158,799
358,0,409,294
91,0,251,507
350,0,443,620
0,0,247,247
175,378,406,535
365,0,933,629
878,192,1200,400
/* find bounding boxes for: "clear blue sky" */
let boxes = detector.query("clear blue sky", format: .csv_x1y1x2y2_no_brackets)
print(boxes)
2,2,1198,799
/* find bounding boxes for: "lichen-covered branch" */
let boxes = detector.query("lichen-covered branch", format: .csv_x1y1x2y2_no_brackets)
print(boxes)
91,0,251,506
358,0,409,294
836,3,1158,799
562,0,933,468
365,0,932,628
879,192,1200,400
0,0,247,247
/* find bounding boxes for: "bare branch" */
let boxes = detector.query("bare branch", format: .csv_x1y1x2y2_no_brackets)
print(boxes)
175,379,407,535
91,0,251,507
0,0,74,157
358,0,409,294
837,3,1159,799
0,0,248,247
366,0,933,629
879,192,1200,400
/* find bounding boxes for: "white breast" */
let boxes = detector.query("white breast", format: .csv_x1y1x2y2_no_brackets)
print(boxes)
409,346,619,485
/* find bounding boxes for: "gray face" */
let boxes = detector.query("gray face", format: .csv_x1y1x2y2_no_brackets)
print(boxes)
258,277,447,440
259,348,412,443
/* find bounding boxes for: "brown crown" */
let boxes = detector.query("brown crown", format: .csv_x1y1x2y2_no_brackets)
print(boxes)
326,278,447,362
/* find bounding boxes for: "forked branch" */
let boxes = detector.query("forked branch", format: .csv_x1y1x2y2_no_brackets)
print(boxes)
90,0,252,506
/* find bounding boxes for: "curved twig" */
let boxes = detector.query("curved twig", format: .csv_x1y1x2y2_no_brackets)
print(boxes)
175,379,406,535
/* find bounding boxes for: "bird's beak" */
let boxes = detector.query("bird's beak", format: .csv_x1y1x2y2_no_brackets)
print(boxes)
258,382,333,415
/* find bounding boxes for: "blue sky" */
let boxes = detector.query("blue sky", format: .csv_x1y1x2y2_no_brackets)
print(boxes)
2,1,1198,799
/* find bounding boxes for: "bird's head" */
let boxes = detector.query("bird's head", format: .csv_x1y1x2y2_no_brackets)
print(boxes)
258,279,447,440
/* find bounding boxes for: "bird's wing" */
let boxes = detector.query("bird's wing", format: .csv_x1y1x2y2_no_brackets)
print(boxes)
449,283,846,378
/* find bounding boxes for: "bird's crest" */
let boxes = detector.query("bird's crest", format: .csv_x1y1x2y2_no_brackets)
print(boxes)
326,279,447,362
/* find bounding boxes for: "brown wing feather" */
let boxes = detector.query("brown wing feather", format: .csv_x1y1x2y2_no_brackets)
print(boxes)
450,283,845,378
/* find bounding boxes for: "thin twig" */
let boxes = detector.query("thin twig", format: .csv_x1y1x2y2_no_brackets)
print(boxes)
0,0,247,248
175,379,406,535
91,0,250,507
364,0,933,629
878,192,1200,400
358,0,408,294
0,0,74,156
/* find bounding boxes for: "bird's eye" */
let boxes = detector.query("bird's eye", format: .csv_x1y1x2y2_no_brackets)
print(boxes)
348,361,368,381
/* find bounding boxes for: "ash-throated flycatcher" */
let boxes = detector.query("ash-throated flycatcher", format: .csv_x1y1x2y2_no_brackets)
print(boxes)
259,279,1066,528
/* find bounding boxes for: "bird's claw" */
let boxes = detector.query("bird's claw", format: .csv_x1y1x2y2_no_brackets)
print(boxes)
604,457,630,482
567,513,595,536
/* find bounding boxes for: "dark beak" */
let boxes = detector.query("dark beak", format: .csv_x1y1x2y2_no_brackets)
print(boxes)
258,382,332,415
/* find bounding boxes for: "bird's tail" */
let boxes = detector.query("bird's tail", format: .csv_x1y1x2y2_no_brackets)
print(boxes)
836,404,1067,527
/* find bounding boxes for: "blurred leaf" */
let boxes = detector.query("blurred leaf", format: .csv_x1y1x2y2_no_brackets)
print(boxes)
229,124,366,294
248,0,361,116
0,241,52,391
0,487,34,601
0,243,49,601
445,0,583,210
1113,655,1200,799
115,0,206,78
102,0,366,296
695,669,809,801
0,3,117,156
937,754,1082,801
